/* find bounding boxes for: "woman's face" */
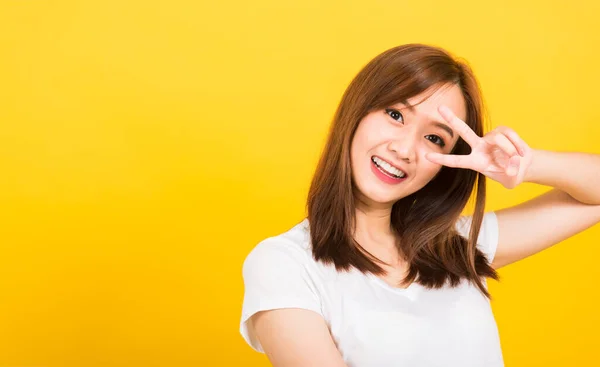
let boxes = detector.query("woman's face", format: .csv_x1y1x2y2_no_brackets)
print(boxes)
350,83,468,209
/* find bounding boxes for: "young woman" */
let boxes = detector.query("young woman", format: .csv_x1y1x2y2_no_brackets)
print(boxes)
239,44,600,366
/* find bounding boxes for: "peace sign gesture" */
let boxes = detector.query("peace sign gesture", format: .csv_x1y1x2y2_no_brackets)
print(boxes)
425,105,534,189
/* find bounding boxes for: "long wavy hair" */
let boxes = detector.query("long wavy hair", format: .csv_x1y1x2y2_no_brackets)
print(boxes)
306,44,499,299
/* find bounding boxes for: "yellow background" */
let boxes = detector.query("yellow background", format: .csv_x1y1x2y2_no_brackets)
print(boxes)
1,0,599,366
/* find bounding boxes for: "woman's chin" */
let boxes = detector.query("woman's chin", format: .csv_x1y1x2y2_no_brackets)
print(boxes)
358,189,401,208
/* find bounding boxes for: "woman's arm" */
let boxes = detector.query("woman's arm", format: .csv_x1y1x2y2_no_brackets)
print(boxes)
250,308,348,367
425,106,600,269
524,149,600,205
492,149,600,269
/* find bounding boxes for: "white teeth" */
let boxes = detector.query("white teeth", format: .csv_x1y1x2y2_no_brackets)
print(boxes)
372,157,406,178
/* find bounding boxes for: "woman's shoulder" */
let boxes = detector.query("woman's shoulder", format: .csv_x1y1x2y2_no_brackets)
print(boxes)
455,211,499,263
243,218,314,271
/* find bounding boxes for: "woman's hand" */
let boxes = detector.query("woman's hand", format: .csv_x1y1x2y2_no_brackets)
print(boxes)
425,105,534,189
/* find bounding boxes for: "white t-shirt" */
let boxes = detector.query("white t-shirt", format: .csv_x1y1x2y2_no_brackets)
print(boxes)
240,212,503,367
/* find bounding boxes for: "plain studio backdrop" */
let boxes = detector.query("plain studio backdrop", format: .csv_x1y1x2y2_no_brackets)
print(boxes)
1,1,599,366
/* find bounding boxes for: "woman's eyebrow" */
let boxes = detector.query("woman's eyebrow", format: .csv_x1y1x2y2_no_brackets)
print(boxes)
432,121,455,138
397,101,455,138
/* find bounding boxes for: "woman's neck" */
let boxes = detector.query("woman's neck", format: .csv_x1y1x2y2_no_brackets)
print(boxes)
353,205,401,265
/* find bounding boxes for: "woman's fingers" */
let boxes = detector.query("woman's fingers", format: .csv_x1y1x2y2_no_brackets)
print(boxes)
487,132,522,176
425,152,474,169
490,132,519,158
507,155,520,176
438,105,482,148
497,126,528,157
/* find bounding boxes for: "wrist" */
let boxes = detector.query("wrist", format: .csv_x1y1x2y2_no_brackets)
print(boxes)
523,148,545,184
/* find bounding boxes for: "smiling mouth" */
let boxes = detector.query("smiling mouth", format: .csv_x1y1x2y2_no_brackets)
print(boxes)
371,156,407,179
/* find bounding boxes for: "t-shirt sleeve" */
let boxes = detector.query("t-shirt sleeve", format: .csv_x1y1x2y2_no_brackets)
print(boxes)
239,238,324,353
455,211,499,263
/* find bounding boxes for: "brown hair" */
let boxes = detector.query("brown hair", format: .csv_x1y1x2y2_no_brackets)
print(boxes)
306,43,499,299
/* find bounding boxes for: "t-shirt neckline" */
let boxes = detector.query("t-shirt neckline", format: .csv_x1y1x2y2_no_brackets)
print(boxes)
366,271,423,300
301,217,423,299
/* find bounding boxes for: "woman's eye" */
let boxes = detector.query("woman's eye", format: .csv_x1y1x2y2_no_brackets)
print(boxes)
426,135,446,148
385,108,404,123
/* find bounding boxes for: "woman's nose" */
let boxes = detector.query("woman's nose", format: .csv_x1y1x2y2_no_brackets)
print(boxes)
388,133,418,163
